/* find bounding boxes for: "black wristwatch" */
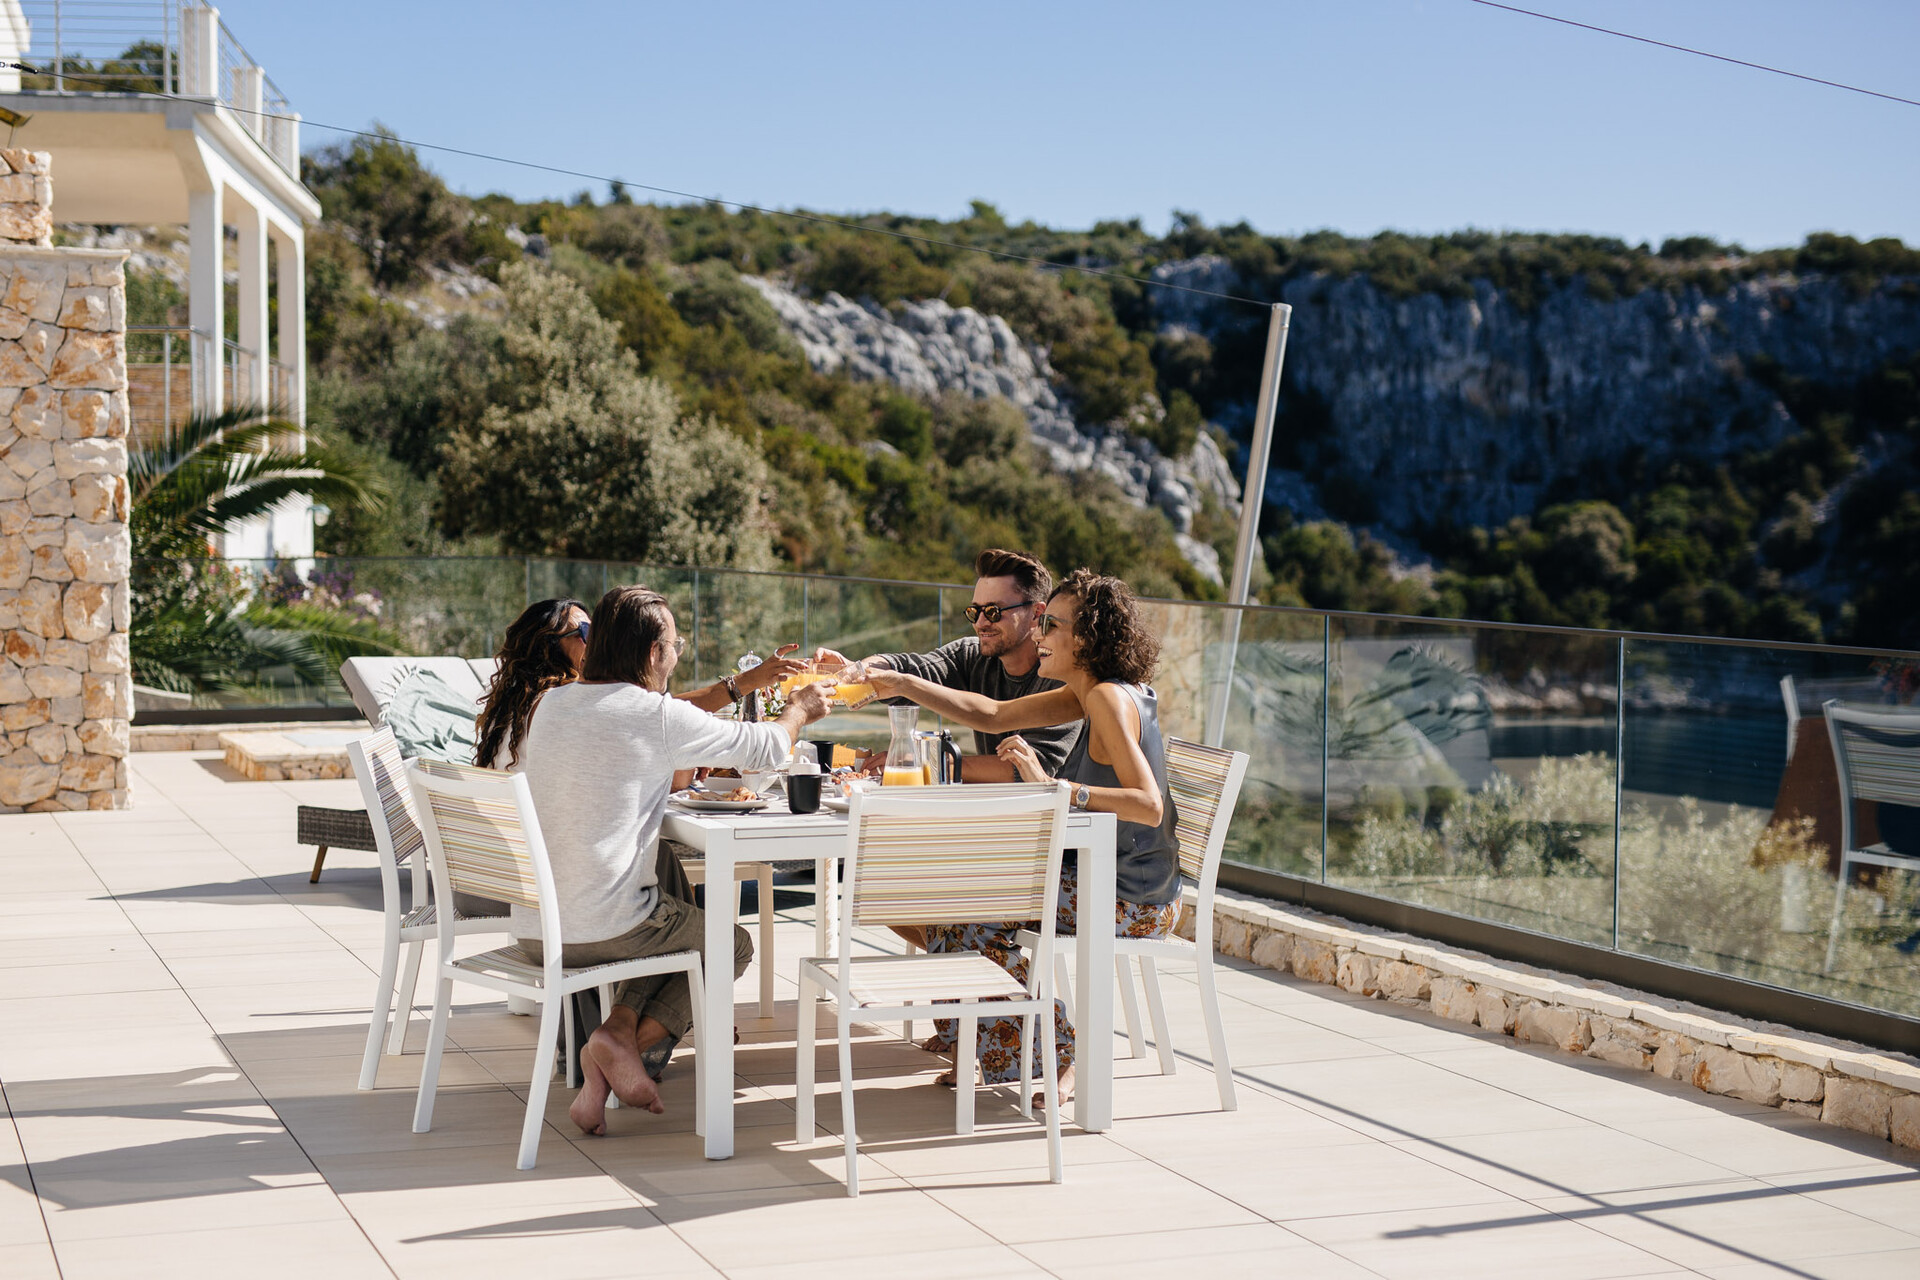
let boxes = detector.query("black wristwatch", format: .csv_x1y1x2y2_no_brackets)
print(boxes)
721,674,743,703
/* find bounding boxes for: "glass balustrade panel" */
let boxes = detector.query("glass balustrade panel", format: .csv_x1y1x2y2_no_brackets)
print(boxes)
1321,616,1620,944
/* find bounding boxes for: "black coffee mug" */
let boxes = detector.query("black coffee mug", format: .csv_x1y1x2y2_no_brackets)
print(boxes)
787,772,823,814
806,739,836,770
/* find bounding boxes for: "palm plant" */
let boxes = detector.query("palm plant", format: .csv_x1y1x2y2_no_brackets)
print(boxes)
131,407,405,699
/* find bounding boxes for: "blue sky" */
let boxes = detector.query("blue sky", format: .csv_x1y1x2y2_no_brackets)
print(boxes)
215,0,1919,249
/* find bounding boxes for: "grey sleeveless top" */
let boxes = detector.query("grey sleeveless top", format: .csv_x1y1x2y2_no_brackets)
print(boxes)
1061,683,1180,906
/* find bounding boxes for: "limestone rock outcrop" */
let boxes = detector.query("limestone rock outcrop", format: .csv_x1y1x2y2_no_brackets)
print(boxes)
741,276,1239,581
1145,254,1920,540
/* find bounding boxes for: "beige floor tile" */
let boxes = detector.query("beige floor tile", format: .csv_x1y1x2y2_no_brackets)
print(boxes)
866,1126,1138,1181
356,1192,718,1280
0,955,178,1000
0,936,148,969
730,1243,1046,1279
1240,1052,1580,1141
1180,1135,1521,1222
922,1155,1265,1245
143,927,349,960
1287,1198,1684,1279
114,899,317,936
1526,1176,1920,1271
0,1154,51,1246
1702,1247,1920,1279
581,1122,875,1197
15,1105,306,1179
0,903,143,942
275,1083,541,1157
1612,1107,1916,1180
41,1182,343,1243
220,1023,386,1064
1389,1123,1743,1198
1760,1164,1920,1234
1106,1089,1374,1165
312,1139,612,1196
50,1217,391,1279
648,1179,989,1271
1015,1222,1378,1279
0,1239,62,1279
3,1071,261,1132
0,1032,234,1085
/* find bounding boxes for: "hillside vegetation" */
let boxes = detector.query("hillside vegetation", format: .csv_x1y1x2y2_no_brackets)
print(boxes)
129,129,1919,646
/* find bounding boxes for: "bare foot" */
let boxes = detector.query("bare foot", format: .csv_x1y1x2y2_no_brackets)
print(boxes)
917,1033,951,1055
1034,1064,1074,1113
569,1048,611,1136
586,1023,665,1115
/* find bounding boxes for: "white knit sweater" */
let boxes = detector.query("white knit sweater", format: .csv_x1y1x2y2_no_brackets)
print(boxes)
511,681,789,945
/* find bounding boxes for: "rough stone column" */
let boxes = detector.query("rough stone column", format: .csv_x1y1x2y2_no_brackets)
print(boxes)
0,148,133,812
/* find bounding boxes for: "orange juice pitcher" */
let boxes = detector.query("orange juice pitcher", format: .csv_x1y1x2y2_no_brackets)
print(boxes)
880,705,925,786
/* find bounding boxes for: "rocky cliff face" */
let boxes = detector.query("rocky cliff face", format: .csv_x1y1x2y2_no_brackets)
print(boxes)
742,277,1240,580
1150,256,1920,535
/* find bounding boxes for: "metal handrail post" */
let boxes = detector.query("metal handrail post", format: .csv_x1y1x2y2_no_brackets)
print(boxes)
53,1,63,93
1611,636,1627,950
1320,613,1331,883
1205,301,1292,746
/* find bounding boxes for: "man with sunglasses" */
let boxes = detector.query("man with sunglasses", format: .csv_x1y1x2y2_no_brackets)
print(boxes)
816,548,1080,782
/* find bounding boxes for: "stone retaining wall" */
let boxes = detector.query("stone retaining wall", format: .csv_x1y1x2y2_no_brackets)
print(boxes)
1181,888,1920,1152
132,720,370,753
0,150,132,812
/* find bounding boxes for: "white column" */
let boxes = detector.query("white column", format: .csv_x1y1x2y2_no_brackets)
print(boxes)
182,5,220,98
272,226,305,426
236,65,265,139
186,183,223,417
232,192,269,413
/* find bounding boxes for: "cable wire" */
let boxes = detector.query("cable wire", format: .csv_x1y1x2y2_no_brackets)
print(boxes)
1466,0,1920,110
0,61,1271,309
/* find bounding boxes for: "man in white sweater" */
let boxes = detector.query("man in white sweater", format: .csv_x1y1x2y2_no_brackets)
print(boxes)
515,585,833,1135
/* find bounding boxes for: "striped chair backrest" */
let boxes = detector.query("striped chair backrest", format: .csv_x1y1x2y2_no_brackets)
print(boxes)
410,758,543,910
351,727,423,871
1165,738,1249,887
1827,703,1920,809
848,783,1065,928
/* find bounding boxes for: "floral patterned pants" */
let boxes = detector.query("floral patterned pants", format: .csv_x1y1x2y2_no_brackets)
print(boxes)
922,862,1179,1085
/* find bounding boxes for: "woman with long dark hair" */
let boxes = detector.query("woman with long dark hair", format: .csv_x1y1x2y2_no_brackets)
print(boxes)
859,569,1178,1108
475,597,807,771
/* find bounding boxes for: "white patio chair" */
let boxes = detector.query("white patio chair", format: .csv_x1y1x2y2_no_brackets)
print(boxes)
347,729,510,1091
795,782,1071,1196
1822,701,1920,973
1018,738,1249,1111
405,758,706,1170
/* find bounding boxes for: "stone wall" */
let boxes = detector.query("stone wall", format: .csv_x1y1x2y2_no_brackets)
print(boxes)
1183,888,1920,1153
0,150,133,812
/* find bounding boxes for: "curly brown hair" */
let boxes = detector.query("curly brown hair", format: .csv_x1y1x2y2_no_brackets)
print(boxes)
474,598,587,770
1049,569,1158,686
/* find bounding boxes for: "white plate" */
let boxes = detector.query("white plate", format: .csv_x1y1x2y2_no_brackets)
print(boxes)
821,795,850,813
674,797,770,813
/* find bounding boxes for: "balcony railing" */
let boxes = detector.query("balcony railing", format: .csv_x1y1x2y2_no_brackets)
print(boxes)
127,324,279,437
133,555,1920,1033
3,2,300,176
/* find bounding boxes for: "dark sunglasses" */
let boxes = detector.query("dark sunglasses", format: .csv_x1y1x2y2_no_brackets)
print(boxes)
963,600,1037,625
1036,612,1068,637
570,620,590,643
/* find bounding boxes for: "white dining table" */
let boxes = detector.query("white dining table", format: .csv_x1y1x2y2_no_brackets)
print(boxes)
661,802,1120,1160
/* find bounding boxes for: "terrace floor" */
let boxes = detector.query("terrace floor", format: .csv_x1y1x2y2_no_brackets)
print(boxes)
3,753,1918,1280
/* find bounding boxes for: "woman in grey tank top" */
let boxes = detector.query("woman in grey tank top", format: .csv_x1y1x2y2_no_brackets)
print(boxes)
862,569,1180,1106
